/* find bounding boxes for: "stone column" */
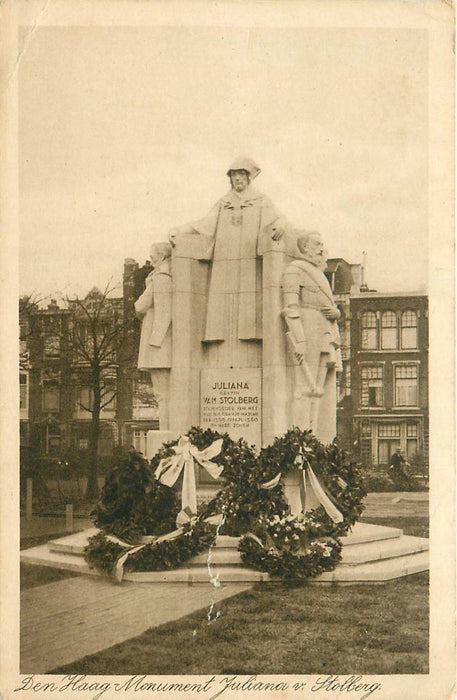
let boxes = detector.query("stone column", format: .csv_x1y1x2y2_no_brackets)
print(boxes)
169,234,210,434
261,235,290,447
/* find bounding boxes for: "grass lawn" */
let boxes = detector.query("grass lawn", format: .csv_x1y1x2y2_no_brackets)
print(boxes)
360,515,429,538
51,515,429,676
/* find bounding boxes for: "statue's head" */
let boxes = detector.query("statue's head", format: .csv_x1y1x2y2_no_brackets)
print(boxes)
150,241,172,267
227,157,261,192
296,231,326,269
229,169,250,193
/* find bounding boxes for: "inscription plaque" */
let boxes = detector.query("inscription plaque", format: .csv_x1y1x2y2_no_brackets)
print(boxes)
200,368,262,446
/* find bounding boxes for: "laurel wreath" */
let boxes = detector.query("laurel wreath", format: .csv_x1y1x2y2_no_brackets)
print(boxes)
84,427,366,581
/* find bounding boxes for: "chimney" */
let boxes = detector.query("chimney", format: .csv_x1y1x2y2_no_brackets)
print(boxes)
360,251,369,292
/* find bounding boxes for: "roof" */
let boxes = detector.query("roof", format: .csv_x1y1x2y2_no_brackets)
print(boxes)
350,291,428,299
325,258,353,273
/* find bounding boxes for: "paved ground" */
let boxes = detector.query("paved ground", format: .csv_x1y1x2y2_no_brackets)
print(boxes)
21,576,251,673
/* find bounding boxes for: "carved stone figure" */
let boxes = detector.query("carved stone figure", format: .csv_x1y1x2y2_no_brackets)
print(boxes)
135,242,172,430
169,157,290,350
282,231,343,444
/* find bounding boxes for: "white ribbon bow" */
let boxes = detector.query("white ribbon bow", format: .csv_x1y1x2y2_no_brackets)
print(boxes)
110,514,223,583
154,435,224,525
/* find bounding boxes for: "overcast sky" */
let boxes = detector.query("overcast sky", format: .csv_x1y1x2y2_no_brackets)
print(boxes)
19,26,428,300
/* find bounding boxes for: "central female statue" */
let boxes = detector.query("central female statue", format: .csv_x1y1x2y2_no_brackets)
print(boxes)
169,158,290,367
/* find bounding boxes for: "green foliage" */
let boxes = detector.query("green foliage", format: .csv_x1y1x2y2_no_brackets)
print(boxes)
84,532,125,575
213,427,366,579
124,520,218,572
91,449,179,543
85,427,366,581
408,450,427,474
84,521,219,575
60,450,122,476
363,469,428,493
239,534,342,580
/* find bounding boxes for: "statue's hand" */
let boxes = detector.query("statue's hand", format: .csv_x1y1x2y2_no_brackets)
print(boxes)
271,223,284,241
294,351,304,365
321,306,341,321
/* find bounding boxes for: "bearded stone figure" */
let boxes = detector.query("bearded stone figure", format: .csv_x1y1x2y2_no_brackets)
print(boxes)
282,231,343,445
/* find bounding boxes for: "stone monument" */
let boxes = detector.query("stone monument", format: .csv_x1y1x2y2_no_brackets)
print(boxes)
134,242,172,432
138,159,341,480
20,159,428,587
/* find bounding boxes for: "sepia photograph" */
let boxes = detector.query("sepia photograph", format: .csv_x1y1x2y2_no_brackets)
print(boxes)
0,1,454,699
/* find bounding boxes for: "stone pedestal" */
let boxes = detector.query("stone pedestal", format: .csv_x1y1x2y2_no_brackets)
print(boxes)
200,368,262,446
145,228,339,461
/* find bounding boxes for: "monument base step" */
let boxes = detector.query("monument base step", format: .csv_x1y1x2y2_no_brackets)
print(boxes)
21,522,428,585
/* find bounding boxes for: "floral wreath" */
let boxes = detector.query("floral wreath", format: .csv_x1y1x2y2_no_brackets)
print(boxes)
85,427,366,582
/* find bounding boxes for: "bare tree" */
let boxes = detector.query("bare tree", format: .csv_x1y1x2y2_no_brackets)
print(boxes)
65,284,135,500
19,293,49,371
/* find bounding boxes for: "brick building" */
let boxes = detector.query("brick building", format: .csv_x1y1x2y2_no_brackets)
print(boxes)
20,257,428,472
348,292,428,469
19,263,159,461
325,257,364,402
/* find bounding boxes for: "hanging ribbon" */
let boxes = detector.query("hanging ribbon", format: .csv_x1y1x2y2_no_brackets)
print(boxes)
305,465,343,523
261,459,343,524
111,525,191,583
261,473,282,490
154,435,223,525
111,513,222,583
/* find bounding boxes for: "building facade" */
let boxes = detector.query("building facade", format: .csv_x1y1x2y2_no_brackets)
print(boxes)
348,292,428,469
20,258,429,471
19,264,159,462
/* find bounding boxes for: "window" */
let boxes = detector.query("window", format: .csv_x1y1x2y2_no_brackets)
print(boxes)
99,423,114,455
77,381,116,413
133,430,148,455
78,386,93,412
406,423,418,459
360,420,371,436
20,373,28,411
46,423,61,455
381,311,397,349
378,424,400,438
361,312,377,349
133,371,156,408
101,377,116,412
377,424,400,464
43,381,60,412
44,335,60,358
394,364,418,407
361,366,383,407
406,423,417,437
401,310,418,349
79,324,116,362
